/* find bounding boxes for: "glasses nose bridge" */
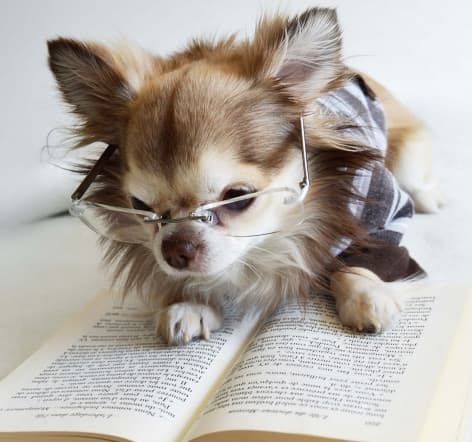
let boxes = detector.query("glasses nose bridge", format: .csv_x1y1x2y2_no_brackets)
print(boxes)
152,201,213,227
162,206,193,222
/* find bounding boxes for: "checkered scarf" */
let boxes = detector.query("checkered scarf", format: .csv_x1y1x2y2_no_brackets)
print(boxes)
316,76,414,256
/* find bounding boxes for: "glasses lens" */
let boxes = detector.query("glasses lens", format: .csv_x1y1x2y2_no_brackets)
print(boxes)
209,189,304,237
73,202,152,244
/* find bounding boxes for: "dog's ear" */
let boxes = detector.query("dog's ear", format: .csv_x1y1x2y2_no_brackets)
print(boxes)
47,38,155,145
247,8,343,102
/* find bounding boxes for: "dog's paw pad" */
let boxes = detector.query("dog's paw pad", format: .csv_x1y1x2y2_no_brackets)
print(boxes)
336,287,403,333
157,302,222,345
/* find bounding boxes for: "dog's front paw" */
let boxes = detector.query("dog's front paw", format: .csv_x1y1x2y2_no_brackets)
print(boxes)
336,286,403,333
157,302,223,345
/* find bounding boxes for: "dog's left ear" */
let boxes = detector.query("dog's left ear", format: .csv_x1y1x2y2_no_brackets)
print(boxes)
246,8,343,102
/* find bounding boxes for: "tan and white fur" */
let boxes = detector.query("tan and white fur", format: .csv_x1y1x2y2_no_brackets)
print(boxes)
47,8,441,345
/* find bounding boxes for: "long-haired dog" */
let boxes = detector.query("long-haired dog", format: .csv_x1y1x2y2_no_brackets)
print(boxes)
47,8,441,344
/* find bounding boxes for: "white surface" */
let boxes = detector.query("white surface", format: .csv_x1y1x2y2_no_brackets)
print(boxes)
0,216,107,377
0,0,471,439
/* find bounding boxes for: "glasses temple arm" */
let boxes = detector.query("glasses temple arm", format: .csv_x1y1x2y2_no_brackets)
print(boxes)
298,116,310,198
71,144,118,201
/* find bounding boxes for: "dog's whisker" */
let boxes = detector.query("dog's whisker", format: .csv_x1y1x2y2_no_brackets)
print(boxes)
235,257,263,280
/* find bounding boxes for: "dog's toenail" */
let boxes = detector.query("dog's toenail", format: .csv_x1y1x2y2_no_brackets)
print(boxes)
364,324,379,334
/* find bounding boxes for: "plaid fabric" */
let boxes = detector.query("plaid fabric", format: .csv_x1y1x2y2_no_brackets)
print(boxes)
316,75,414,256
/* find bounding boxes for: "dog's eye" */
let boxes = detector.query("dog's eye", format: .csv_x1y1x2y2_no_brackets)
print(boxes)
131,196,153,212
222,188,254,211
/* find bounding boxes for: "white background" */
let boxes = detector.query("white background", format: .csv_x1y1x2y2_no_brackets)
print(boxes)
1,0,471,227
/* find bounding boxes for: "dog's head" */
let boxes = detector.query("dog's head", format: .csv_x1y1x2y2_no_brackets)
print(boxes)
48,8,345,281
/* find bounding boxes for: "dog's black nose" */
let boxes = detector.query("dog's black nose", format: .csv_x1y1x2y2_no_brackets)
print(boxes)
162,236,199,270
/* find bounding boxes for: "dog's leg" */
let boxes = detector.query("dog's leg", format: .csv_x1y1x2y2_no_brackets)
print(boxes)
156,302,223,345
330,267,405,333
388,125,444,213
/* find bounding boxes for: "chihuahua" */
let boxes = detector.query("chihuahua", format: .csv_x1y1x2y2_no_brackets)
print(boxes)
48,8,441,344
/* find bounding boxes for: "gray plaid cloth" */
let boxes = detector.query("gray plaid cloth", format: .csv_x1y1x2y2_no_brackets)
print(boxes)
316,76,414,256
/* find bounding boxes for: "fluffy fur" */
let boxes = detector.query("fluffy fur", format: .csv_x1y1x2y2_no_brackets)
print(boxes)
48,8,439,344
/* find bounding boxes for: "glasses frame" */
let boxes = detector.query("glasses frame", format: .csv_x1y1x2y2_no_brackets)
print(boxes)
69,116,310,234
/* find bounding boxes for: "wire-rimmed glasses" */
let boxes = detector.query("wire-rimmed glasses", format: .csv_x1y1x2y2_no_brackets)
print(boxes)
69,116,310,244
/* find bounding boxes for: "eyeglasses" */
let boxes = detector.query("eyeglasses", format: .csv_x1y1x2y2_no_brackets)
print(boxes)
69,116,310,243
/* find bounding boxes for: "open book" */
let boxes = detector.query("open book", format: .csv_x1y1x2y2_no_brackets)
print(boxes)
0,286,471,442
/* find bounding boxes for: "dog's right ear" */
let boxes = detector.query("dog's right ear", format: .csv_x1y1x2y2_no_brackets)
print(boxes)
47,38,155,146
245,8,344,104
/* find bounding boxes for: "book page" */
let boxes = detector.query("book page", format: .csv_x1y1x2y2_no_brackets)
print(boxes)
185,286,469,442
0,291,259,442
418,288,472,442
